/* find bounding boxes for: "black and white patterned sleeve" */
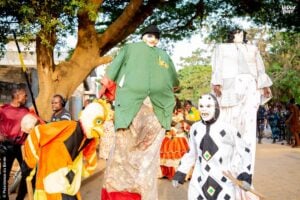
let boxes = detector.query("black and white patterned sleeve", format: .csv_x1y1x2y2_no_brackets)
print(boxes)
174,123,199,183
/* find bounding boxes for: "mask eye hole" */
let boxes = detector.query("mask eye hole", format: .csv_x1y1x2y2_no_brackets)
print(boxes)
93,117,104,126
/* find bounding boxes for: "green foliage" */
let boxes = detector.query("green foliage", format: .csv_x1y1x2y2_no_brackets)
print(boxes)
267,66,300,102
264,32,300,102
0,0,87,51
178,48,211,68
264,31,300,102
0,0,298,54
267,31,300,70
202,0,299,43
177,65,212,104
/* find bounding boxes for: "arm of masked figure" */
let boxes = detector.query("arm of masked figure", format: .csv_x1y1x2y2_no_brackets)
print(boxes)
99,45,127,100
211,44,223,97
167,55,180,88
106,45,127,82
172,124,198,187
255,46,273,98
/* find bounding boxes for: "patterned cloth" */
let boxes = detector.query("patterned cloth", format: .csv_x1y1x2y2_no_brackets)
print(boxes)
268,110,281,139
102,99,165,200
99,120,115,160
50,108,71,122
219,74,260,174
175,120,252,200
211,43,273,175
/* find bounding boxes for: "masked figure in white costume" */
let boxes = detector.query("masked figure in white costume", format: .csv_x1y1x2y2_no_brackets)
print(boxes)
172,94,253,200
211,29,272,174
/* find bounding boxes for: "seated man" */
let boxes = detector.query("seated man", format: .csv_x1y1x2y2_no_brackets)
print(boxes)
23,99,111,200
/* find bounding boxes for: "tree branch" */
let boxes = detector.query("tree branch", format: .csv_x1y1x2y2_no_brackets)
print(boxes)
98,0,162,55
163,1,204,34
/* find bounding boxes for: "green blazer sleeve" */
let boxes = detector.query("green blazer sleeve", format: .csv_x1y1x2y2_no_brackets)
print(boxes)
106,45,127,81
168,56,180,87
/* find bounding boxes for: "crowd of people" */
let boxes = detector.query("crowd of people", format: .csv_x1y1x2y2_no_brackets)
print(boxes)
257,99,300,147
0,24,299,200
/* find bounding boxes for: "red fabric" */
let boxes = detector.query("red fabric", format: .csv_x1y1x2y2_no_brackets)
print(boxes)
160,166,176,180
0,104,29,143
104,81,116,101
99,76,117,101
101,188,141,200
28,110,46,125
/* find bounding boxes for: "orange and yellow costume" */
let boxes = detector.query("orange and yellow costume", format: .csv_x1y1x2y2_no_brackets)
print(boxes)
23,100,110,200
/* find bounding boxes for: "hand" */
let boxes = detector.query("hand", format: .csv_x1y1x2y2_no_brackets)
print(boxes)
263,87,271,98
98,85,107,98
172,180,180,188
173,86,180,92
213,85,222,97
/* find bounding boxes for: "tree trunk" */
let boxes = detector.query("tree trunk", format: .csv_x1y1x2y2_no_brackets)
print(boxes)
33,0,159,121
35,31,109,121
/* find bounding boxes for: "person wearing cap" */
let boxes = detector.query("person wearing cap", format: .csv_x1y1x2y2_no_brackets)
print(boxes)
99,24,179,200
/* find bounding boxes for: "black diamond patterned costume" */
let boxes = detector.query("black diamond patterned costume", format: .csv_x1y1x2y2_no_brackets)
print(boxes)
173,94,252,200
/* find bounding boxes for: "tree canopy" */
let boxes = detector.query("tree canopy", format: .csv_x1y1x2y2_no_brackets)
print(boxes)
0,0,298,119
176,65,212,104
264,31,300,102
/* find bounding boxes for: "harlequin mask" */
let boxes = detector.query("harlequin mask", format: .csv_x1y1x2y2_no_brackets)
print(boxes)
198,94,220,123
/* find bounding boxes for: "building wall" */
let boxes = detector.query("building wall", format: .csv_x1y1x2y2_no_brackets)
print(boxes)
0,82,21,104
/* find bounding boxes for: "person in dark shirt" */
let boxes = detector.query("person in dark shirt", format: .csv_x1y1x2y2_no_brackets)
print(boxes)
50,94,71,122
257,105,267,143
0,84,29,200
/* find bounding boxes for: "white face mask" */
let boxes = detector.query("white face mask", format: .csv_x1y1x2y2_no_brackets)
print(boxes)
233,31,244,43
198,94,216,122
142,34,159,47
